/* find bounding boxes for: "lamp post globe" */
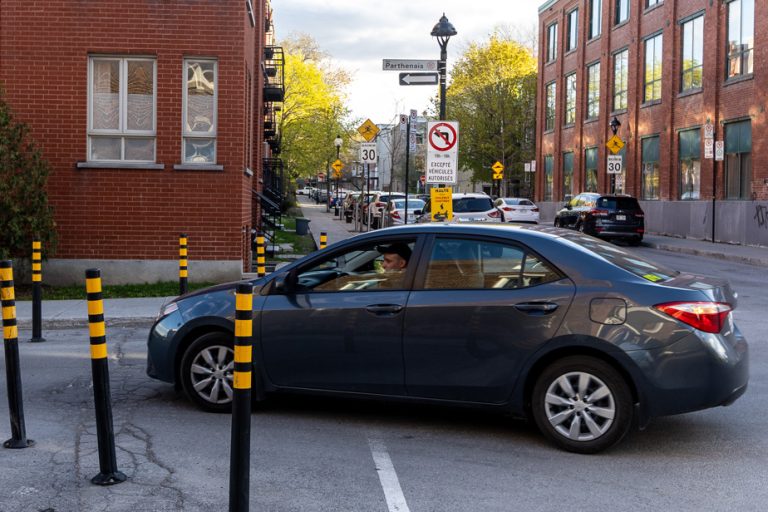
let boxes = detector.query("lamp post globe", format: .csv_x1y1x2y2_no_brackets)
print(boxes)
431,13,457,121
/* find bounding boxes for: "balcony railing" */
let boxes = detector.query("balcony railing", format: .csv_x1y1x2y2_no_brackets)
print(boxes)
263,46,284,103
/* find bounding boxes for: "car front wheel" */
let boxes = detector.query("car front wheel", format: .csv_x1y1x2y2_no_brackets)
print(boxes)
531,356,633,454
181,332,236,412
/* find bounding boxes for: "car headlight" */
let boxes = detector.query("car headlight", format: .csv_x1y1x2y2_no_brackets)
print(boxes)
156,301,179,321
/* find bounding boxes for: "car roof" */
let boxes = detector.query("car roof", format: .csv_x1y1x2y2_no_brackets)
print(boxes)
451,192,491,198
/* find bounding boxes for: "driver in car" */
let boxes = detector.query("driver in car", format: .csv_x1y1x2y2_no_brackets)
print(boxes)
377,243,411,272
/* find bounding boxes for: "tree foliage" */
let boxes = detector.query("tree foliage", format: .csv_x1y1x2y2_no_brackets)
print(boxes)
0,92,57,260
447,34,537,188
278,34,353,181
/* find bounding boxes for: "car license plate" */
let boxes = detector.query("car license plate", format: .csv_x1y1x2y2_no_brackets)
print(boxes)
616,214,626,221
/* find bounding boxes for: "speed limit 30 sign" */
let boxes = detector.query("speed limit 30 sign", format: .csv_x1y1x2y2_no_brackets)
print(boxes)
360,142,377,163
607,154,623,174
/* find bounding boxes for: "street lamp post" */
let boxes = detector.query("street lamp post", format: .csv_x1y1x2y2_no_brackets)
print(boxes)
334,135,343,217
431,13,457,121
609,116,621,194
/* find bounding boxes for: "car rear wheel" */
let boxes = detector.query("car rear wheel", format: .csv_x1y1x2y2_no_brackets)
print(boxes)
531,356,633,454
181,332,236,412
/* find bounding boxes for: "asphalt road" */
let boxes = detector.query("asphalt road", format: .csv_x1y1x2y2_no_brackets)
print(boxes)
0,248,766,512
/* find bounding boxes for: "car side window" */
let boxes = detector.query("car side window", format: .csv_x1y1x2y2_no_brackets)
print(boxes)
424,238,561,290
294,239,416,292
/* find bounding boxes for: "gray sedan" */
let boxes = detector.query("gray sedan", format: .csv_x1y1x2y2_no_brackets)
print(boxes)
147,224,748,453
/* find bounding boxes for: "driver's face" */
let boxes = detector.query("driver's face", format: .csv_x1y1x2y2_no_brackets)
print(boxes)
382,253,407,271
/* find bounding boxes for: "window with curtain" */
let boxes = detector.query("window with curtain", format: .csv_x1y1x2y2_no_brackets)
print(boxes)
586,62,600,119
564,73,576,125
613,49,628,111
183,59,218,164
88,56,156,162
679,129,701,200
616,0,629,25
641,136,660,199
562,152,574,199
567,9,579,52
725,120,752,199
545,155,554,201
644,34,663,102
545,82,556,131
590,0,602,39
547,23,558,62
681,15,704,91
727,0,754,78
585,147,598,192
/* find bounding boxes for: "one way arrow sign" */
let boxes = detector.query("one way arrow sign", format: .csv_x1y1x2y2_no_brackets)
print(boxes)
399,72,439,86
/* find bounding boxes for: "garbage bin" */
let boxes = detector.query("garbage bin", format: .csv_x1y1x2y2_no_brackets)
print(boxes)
295,217,311,236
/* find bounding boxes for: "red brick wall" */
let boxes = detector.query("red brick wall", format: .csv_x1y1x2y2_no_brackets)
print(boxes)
536,0,768,202
0,0,265,262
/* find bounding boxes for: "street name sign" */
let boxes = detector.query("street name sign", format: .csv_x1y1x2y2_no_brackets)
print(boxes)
425,121,459,184
357,119,380,142
607,154,623,174
399,72,439,86
360,143,377,163
382,59,438,71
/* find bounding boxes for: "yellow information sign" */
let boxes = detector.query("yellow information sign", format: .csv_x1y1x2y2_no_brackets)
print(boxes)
606,135,625,154
492,161,504,180
331,159,343,179
430,187,453,222
357,119,380,142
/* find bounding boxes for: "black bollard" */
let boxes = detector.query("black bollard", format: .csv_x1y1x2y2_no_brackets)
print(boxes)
179,234,188,295
229,283,253,512
1,260,33,449
85,269,126,486
30,240,45,343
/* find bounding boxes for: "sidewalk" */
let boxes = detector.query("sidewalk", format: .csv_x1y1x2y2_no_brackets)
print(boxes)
14,296,170,330
295,195,361,248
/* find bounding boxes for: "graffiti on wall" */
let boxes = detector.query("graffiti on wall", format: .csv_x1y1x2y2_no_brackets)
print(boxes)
754,204,768,229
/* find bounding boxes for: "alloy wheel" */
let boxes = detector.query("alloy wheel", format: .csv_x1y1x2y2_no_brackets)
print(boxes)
543,371,615,442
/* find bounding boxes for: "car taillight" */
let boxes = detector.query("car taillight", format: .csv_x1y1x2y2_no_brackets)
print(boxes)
488,210,501,218
654,302,732,334
503,207,513,211
532,208,539,212
391,211,401,219
589,209,609,217
375,202,385,208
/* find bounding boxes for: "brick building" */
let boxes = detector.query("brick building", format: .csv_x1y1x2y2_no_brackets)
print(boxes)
536,0,768,246
0,0,285,284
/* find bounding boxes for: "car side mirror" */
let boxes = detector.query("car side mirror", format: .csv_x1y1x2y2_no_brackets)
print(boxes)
414,209,422,215
271,270,297,294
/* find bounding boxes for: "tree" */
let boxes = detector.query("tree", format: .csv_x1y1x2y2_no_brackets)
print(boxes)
0,92,57,261
446,34,537,195
278,34,352,183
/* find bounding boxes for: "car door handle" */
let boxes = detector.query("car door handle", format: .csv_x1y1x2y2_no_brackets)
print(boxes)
365,304,404,316
514,302,559,315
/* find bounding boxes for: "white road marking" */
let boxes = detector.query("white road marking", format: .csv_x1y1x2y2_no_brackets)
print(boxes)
368,437,411,512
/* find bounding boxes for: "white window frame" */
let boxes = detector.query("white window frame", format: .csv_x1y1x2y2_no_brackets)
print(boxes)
182,58,219,164
87,56,157,162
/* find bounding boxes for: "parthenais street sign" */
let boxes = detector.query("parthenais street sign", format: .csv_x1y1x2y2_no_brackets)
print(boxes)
382,59,438,71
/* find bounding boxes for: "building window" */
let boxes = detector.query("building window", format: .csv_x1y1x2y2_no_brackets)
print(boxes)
545,155,554,201
88,57,156,162
545,81,556,131
679,129,701,200
613,49,629,111
546,23,558,62
585,147,598,192
727,0,754,78
589,0,602,39
646,0,661,8
562,152,574,199
566,10,579,52
183,59,218,164
681,16,704,92
641,136,660,199
616,0,629,25
725,120,752,199
564,74,576,125
586,62,600,119
644,34,663,103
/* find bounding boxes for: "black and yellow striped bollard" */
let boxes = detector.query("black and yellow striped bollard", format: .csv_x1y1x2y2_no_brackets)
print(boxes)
319,231,328,250
179,233,188,295
1,260,33,449
85,269,126,486
30,240,45,343
229,283,253,512
256,232,266,278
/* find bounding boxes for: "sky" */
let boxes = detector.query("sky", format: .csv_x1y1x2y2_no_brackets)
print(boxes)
272,1,540,126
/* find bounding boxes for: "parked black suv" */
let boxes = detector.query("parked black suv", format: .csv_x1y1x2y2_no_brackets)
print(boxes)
554,193,644,245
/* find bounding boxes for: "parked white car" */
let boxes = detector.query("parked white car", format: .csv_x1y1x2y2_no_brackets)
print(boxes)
416,192,502,223
382,198,426,227
493,197,540,223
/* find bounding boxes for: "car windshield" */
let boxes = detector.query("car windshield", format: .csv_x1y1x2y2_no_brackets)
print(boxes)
380,194,404,203
393,199,424,210
453,197,493,213
598,197,641,210
564,234,679,282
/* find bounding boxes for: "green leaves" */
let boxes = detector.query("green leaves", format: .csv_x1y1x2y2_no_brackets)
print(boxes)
0,93,57,260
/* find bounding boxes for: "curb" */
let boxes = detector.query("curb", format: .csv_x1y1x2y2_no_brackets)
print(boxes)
643,241,768,267
17,317,156,330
